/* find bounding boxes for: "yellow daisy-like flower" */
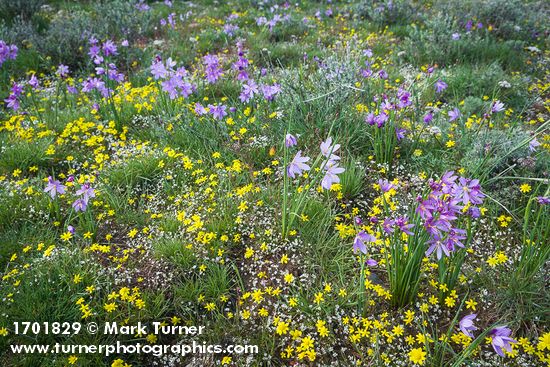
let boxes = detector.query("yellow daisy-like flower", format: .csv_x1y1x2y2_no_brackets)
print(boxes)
409,348,426,365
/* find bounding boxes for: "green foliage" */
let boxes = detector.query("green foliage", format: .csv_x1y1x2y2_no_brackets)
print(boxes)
0,0,44,23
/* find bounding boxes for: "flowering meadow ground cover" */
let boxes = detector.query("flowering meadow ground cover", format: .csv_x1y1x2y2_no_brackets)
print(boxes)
0,0,549,366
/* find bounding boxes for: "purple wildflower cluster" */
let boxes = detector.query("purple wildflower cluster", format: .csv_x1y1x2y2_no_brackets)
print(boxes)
135,0,150,11
4,83,23,110
73,183,96,212
82,38,125,98
160,13,177,28
233,42,250,81
491,99,505,114
360,49,393,80
151,56,194,100
0,40,18,67
44,177,95,213
417,171,485,260
435,79,447,93
88,37,117,65
223,14,240,36
204,54,223,84
458,315,517,357
256,13,290,31
239,80,281,103
364,88,413,140
286,136,345,190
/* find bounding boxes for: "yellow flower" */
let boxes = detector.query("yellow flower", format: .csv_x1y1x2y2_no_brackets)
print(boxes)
465,299,477,311
276,321,290,335
68,355,78,364
444,296,456,308
393,325,404,336
221,356,232,365
538,332,550,351
409,348,426,365
111,359,131,367
104,303,117,313
404,310,415,325
73,274,82,284
519,183,531,193
60,232,73,241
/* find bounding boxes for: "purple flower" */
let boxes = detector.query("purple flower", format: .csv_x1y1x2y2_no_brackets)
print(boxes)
72,198,87,212
452,33,461,40
489,327,517,357
453,178,484,205
223,23,239,36
536,196,549,205
435,79,448,93
11,83,23,97
161,76,180,99
446,228,466,251
440,171,458,193
321,162,345,190
426,237,451,260
320,137,341,161
287,151,310,178
378,179,395,193
491,100,505,113
194,103,207,116
365,113,376,125
361,68,373,78
136,0,150,11
0,40,18,66
208,104,227,120
375,112,389,127
353,231,376,255
44,176,66,199
366,258,378,266
261,84,281,101
56,64,69,78
151,59,168,80
382,218,396,234
204,54,223,83
285,134,297,147
459,314,477,338
239,80,259,102
396,128,406,141
397,89,412,108
423,112,433,124
396,216,414,235
29,74,39,89
67,225,75,234
76,183,95,202
4,94,19,110
529,137,540,152
448,108,461,122
102,40,118,56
